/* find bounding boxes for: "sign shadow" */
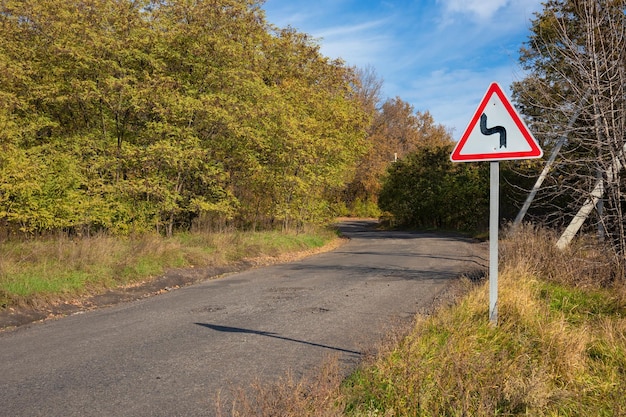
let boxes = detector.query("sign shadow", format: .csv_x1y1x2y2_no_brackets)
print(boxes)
194,323,362,356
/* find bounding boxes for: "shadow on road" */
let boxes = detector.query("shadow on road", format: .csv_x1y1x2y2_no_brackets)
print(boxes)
195,323,362,355
335,219,481,243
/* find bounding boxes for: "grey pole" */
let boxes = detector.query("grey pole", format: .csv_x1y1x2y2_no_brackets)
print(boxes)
490,161,499,325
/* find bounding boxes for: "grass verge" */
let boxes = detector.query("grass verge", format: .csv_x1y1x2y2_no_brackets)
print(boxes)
0,227,339,309
342,270,626,416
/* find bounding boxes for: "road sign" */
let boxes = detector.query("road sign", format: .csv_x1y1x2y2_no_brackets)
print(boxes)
450,82,544,325
450,82,543,162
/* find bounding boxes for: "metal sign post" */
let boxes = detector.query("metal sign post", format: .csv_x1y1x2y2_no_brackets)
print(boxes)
489,161,499,324
451,82,543,325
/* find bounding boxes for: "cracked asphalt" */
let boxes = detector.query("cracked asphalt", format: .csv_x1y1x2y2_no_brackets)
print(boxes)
0,220,487,416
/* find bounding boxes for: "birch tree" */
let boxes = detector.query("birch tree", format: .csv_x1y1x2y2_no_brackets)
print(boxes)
512,0,626,259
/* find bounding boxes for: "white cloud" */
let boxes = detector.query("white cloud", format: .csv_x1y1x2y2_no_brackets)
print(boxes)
435,0,543,37
439,0,508,20
319,36,392,67
311,19,393,66
315,19,389,38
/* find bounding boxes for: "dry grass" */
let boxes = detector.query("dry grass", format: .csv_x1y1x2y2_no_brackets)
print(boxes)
501,223,626,287
342,279,625,414
224,225,626,416
215,357,347,417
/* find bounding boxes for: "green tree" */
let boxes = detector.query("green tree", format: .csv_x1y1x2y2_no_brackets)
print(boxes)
378,145,489,231
230,27,370,228
0,0,370,236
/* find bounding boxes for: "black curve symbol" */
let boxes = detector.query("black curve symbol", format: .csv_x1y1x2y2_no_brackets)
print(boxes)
480,113,507,148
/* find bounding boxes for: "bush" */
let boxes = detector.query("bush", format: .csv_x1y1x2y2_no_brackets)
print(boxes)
378,145,489,232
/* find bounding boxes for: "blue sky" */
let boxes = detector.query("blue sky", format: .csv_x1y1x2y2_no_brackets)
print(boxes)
262,0,544,137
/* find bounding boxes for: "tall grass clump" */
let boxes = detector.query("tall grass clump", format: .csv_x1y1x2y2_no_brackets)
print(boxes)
338,225,626,416
500,223,625,287
216,358,347,417
0,227,339,309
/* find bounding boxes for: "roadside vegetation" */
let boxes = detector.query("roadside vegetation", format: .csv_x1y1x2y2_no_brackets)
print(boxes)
0,0,447,238
340,226,626,416
0,226,339,309
221,225,626,416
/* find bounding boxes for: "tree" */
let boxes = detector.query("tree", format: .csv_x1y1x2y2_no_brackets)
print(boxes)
512,0,626,258
378,145,489,231
344,96,451,214
0,0,370,236
352,65,383,117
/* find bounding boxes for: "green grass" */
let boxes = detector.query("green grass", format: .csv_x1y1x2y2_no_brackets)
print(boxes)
338,271,626,416
0,227,339,308
539,281,626,325
4,269,93,298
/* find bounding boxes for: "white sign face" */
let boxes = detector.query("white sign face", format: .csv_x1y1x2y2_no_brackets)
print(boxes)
450,82,543,162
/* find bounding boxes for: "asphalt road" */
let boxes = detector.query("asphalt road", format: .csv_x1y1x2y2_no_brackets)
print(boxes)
0,220,487,416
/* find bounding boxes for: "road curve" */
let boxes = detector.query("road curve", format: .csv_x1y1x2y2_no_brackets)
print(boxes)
0,220,486,416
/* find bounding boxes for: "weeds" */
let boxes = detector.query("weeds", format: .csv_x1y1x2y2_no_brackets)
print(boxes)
216,357,347,417
341,273,625,415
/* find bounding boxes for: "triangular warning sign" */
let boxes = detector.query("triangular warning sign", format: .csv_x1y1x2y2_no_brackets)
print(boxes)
450,82,543,162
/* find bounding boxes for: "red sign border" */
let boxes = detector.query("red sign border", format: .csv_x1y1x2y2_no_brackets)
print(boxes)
450,82,543,162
